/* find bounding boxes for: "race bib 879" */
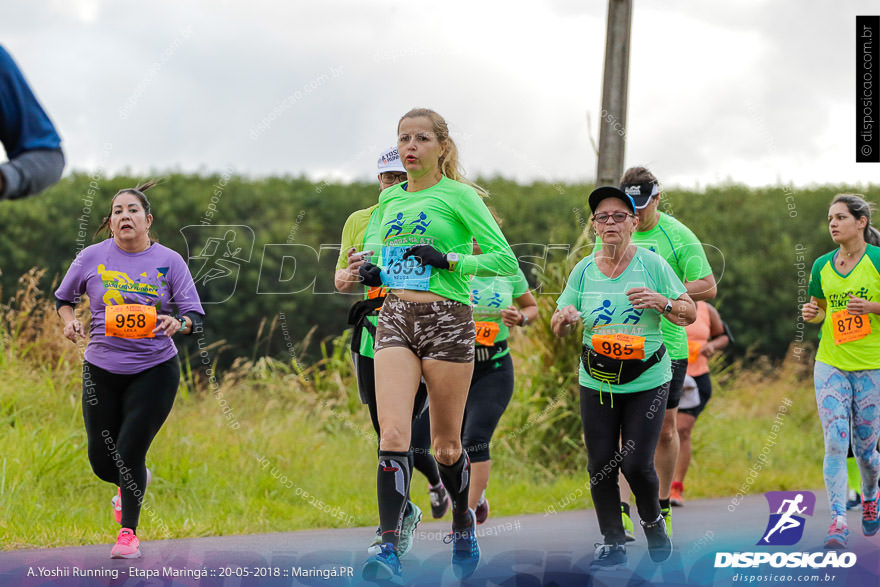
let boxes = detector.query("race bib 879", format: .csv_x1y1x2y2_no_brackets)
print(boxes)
831,309,871,345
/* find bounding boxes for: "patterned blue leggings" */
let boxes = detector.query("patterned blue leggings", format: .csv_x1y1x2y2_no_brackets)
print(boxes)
814,361,880,519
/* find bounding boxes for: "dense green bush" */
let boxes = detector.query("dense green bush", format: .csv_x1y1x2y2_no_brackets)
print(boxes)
0,173,874,364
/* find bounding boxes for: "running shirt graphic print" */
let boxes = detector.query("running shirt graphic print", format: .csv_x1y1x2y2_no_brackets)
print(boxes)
759,491,816,546
383,210,433,242
98,264,166,309
588,300,643,329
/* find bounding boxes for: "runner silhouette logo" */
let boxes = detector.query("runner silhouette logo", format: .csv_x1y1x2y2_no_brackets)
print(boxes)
180,225,255,304
759,491,816,546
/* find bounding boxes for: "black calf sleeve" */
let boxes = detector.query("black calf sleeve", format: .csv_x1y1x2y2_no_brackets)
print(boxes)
377,450,412,548
437,451,472,530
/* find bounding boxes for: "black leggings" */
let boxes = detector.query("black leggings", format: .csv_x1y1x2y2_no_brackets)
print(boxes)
580,383,668,545
82,358,180,531
462,353,515,462
352,352,439,485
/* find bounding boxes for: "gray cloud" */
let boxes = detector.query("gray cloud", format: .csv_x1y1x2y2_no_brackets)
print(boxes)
0,0,873,188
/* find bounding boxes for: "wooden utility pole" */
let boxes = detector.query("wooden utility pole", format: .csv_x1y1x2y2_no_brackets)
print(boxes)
596,0,633,186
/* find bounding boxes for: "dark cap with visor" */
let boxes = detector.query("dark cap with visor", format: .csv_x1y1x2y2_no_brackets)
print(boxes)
619,182,659,210
588,186,637,214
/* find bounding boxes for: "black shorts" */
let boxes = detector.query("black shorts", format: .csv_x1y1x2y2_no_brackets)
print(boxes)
665,359,689,410
678,372,712,419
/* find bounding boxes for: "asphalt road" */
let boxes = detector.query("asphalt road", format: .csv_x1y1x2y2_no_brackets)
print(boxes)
1,491,877,586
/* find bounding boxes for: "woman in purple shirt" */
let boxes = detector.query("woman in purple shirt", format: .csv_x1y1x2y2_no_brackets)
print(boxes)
55,181,204,559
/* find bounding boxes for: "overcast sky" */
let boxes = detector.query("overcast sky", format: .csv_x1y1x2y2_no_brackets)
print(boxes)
2,0,878,189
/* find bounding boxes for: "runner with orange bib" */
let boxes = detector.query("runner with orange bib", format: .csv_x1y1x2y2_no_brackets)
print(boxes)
464,231,537,524
552,186,695,569
55,182,204,559
802,193,880,549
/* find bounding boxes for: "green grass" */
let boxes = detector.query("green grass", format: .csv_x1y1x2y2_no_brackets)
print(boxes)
0,280,825,549
0,337,824,550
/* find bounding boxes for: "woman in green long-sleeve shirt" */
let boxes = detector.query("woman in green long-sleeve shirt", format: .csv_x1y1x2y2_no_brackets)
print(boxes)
358,108,517,581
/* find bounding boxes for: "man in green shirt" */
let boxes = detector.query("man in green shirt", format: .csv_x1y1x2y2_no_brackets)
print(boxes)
614,167,717,539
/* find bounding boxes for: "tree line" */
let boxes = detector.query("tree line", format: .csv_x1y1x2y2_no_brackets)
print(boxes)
0,172,872,367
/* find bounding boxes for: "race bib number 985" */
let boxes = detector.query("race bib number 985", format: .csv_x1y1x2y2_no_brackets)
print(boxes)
105,304,157,338
381,246,432,291
591,333,646,360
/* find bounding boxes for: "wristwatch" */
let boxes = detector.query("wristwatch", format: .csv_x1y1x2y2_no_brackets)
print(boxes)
520,312,528,327
662,299,673,315
446,252,460,272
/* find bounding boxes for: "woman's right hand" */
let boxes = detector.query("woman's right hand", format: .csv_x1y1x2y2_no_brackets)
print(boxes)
551,305,581,337
347,247,373,273
63,319,86,342
559,305,580,325
801,301,820,322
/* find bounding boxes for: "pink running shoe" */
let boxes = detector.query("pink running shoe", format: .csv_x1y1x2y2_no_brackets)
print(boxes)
862,489,880,536
824,517,849,549
111,468,151,525
110,528,142,559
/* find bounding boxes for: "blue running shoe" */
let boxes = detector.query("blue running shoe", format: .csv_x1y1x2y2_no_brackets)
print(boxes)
398,501,422,557
361,543,401,580
444,508,480,579
846,490,861,510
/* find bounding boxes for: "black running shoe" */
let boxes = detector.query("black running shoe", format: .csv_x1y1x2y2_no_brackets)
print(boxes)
641,515,673,562
590,543,627,570
429,482,450,519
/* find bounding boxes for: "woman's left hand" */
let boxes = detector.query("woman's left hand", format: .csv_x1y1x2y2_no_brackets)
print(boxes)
847,294,878,316
153,314,184,337
501,305,524,328
402,245,450,269
626,287,665,312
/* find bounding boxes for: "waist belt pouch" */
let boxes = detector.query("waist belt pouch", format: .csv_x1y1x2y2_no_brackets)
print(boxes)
581,344,666,385
475,340,508,363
